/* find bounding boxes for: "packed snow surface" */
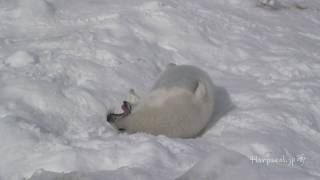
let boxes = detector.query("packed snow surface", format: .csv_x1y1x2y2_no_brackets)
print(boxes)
0,0,320,179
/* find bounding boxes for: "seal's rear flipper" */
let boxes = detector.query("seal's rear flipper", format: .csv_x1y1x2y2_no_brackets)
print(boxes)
194,81,207,100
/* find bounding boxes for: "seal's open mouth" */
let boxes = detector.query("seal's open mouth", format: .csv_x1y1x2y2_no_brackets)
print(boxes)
107,101,132,123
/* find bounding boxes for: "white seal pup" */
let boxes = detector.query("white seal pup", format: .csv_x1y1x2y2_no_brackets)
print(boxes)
108,64,215,138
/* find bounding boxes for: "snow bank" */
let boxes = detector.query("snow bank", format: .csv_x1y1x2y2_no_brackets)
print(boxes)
175,148,261,180
176,147,320,180
0,0,320,179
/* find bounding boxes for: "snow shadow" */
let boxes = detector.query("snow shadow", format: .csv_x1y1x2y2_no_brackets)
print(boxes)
200,85,235,136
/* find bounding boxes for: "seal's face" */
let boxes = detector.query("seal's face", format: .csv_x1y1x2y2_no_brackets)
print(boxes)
107,101,133,131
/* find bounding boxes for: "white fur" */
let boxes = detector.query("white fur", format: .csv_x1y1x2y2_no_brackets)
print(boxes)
112,65,215,138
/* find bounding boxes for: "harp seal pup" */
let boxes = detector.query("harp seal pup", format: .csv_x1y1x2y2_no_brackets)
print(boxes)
108,64,215,138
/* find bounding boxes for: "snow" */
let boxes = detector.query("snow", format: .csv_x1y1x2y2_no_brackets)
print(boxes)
0,0,320,179
5,51,36,67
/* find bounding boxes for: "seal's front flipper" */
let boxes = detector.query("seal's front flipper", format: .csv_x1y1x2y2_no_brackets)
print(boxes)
127,89,140,105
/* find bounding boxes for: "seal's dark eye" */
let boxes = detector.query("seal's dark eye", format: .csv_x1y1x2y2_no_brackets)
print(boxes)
118,128,126,132
107,113,115,123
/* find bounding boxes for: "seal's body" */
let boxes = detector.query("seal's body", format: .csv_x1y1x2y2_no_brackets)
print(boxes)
109,64,215,138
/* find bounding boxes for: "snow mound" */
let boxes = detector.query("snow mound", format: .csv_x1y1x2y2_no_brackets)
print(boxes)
15,0,55,19
4,51,37,67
